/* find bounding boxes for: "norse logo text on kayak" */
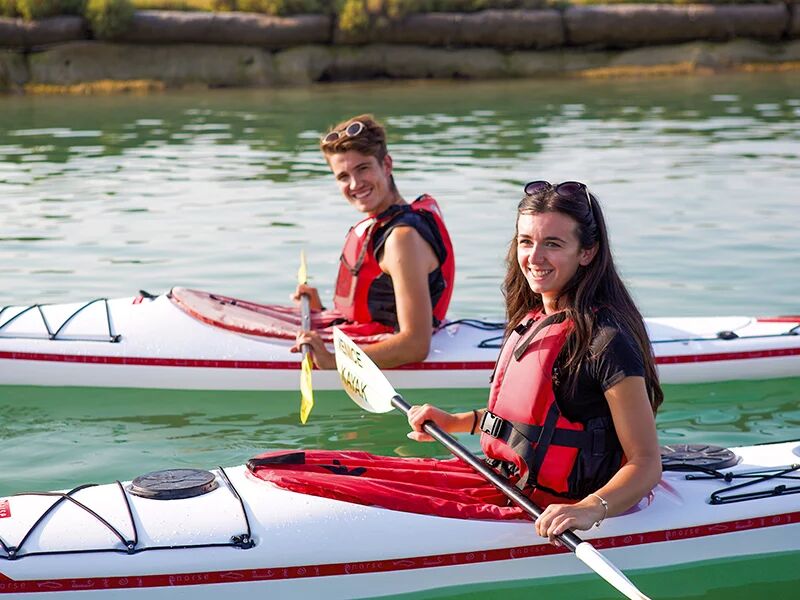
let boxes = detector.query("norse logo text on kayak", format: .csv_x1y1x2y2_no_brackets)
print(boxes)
339,367,367,398
0,499,10,518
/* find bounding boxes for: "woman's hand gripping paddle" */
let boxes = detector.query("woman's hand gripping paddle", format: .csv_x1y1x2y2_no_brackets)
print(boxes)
332,326,651,600
297,251,314,424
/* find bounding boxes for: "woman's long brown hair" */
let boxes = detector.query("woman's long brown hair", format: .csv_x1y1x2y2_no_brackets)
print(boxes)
502,184,663,413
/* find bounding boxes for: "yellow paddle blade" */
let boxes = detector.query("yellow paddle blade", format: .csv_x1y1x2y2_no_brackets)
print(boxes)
300,353,314,424
297,250,307,285
298,249,314,423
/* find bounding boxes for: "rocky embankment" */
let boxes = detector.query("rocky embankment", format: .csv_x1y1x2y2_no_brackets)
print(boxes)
1,4,799,92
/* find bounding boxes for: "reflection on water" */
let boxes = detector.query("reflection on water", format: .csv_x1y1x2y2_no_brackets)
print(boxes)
657,378,800,446
1,72,799,318
1,378,798,496
383,550,799,599
1,73,798,598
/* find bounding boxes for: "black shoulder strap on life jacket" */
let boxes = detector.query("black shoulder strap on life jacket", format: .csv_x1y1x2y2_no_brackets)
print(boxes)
513,312,566,361
488,312,552,384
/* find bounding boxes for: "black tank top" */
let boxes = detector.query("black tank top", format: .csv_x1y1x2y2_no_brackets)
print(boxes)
367,203,448,330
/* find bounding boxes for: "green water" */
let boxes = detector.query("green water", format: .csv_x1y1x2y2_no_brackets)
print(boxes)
1,378,798,497
383,551,800,599
1,71,799,597
1,72,799,315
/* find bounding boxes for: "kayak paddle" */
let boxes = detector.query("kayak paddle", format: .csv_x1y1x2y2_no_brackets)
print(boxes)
297,250,314,424
332,326,651,600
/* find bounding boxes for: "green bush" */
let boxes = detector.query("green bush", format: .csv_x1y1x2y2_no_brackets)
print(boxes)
16,0,86,19
212,0,324,11
85,0,134,38
61,0,87,13
338,0,369,31
6,0,780,25
367,0,548,17
132,0,215,10
336,0,553,32
209,0,235,10
0,0,18,17
230,0,328,14
17,0,62,19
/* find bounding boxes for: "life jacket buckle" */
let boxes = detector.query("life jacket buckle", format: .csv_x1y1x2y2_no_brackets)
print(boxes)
480,411,505,438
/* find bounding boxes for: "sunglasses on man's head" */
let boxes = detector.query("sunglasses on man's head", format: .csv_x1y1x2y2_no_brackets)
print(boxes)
523,180,592,210
322,121,366,144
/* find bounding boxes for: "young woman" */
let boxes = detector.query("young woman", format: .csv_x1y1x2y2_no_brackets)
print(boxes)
407,181,662,544
291,114,455,369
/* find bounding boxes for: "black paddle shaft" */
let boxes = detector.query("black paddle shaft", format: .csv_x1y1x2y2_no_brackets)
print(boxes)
391,395,583,552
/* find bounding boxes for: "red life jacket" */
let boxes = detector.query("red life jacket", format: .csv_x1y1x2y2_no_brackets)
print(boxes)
480,311,622,505
333,195,455,328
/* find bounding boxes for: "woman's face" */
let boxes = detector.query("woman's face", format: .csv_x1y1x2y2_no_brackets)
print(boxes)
327,150,394,216
516,211,597,313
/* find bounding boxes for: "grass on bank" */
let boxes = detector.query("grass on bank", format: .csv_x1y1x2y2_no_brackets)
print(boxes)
1,0,782,18
25,79,166,93
0,0,784,40
125,0,789,11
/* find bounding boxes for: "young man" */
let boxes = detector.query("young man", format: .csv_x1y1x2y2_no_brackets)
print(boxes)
291,114,455,369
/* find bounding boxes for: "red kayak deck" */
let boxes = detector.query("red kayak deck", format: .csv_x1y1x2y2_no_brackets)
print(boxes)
248,450,526,520
169,287,392,344
247,449,652,519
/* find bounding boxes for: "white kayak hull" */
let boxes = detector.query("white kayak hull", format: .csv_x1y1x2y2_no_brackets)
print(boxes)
1,441,798,598
1,291,799,390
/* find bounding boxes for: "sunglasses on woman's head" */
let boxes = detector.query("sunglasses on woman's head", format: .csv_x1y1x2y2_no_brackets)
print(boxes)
524,180,592,210
321,121,366,144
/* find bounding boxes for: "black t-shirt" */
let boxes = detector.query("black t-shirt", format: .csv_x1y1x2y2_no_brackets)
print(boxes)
554,311,646,422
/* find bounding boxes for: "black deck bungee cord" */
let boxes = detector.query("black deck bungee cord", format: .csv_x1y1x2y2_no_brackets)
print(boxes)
0,467,254,561
0,298,120,343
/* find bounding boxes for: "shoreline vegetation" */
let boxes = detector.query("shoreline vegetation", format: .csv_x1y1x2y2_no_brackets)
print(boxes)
1,1,799,93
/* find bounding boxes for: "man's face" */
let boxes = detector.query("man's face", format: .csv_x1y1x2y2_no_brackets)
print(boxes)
328,150,394,216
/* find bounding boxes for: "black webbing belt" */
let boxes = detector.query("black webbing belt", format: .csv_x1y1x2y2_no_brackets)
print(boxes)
480,407,611,490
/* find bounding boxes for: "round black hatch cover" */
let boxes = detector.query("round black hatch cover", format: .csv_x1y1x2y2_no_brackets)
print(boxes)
660,443,739,470
128,468,218,500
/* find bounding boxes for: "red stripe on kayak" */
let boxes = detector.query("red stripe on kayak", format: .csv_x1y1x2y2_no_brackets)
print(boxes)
655,347,800,365
2,347,800,371
756,316,800,323
0,351,299,370
0,351,496,371
1,511,798,593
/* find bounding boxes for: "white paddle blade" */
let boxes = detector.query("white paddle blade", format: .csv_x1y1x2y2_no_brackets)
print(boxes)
333,327,396,414
574,543,651,600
